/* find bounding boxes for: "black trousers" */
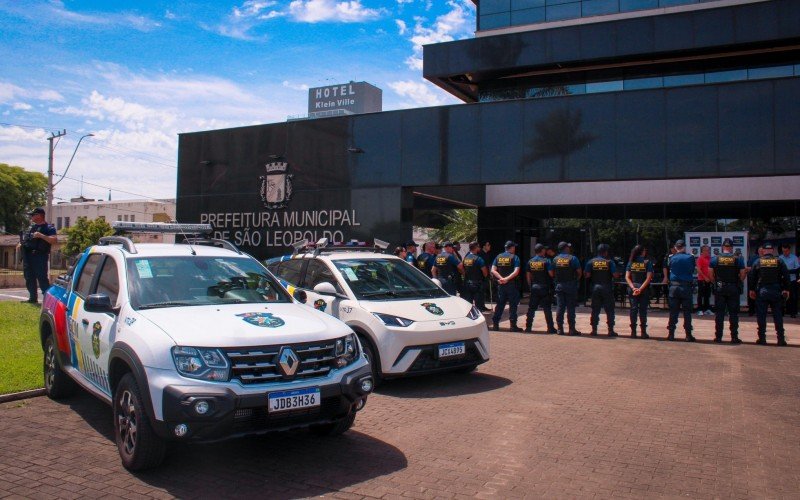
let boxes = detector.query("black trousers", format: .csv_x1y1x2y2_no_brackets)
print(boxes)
461,280,483,307
786,279,798,316
590,284,614,328
697,281,712,311
23,252,50,301
628,285,649,329
555,283,578,329
668,282,693,334
526,285,554,329
714,283,741,339
756,285,785,338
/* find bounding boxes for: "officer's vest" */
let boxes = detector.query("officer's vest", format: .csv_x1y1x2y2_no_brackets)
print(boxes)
494,252,516,279
715,254,740,283
553,255,576,283
416,253,432,276
589,257,612,286
628,257,650,284
462,254,484,282
24,223,53,254
434,252,458,279
757,256,781,286
527,257,550,286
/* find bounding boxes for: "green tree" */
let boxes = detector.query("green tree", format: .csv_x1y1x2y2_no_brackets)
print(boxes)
62,217,114,257
428,209,478,243
0,163,47,234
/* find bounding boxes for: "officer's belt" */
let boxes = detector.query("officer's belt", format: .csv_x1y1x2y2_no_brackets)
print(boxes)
670,280,692,285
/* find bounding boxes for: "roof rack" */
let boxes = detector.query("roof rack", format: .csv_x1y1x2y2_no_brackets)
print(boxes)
179,238,242,254
111,222,213,235
99,236,138,254
291,237,391,257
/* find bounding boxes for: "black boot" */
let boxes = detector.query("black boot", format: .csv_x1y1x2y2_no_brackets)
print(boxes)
685,331,696,342
667,330,675,341
547,326,558,334
630,325,637,338
756,334,767,345
557,326,565,335
777,334,788,347
713,333,723,343
731,333,742,344
608,325,618,337
640,325,649,339
524,319,532,333
569,328,582,336
509,321,522,333
491,322,499,332
590,326,598,336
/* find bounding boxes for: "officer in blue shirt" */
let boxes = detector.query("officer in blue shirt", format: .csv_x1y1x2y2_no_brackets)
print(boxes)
709,238,746,343
17,207,57,304
415,241,437,278
491,241,522,332
405,241,417,265
666,239,697,341
524,243,557,334
748,243,790,346
461,242,488,308
550,241,582,335
432,241,464,295
584,244,618,336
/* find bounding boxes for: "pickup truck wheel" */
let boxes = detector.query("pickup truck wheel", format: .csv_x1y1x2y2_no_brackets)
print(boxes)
114,373,166,471
309,412,356,437
359,338,382,387
43,335,75,399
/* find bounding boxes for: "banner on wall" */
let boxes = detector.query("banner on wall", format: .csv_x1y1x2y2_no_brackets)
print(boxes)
684,231,749,306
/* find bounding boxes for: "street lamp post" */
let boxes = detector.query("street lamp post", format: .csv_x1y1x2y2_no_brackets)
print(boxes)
47,133,93,216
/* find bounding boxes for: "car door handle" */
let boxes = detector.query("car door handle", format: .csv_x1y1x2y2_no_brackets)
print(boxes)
82,319,89,326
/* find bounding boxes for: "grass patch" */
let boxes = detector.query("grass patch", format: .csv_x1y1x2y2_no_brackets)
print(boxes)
0,302,43,394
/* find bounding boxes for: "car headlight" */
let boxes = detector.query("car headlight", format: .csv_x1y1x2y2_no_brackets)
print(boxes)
467,306,482,321
372,312,415,327
172,346,230,381
335,334,359,367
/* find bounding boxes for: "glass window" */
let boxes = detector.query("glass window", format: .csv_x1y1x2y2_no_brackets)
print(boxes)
96,257,120,305
303,259,341,292
479,12,511,30
705,69,747,84
747,65,794,80
511,7,545,24
795,64,800,76
64,217,70,228
660,0,696,6
56,217,62,230
332,258,448,301
512,0,545,8
130,215,135,222
624,76,663,90
663,73,704,87
75,254,103,297
546,2,581,21
620,0,657,11
117,215,122,221
586,80,623,93
565,83,586,95
276,258,305,286
582,0,619,17
482,0,510,15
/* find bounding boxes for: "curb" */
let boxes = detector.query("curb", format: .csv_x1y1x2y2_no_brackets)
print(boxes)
0,388,45,404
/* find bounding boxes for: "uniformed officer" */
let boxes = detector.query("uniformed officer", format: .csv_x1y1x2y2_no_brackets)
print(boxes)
405,241,418,264
584,243,618,336
432,241,464,295
625,244,654,338
667,240,697,342
461,242,488,307
709,238,746,343
416,241,437,278
550,241,582,336
748,243,790,346
524,243,557,334
17,207,57,304
491,241,522,332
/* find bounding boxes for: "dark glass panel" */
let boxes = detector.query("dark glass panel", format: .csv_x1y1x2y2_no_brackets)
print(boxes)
774,79,800,174
619,0,657,12
446,105,483,185
482,0,511,15
615,90,665,179
663,73,704,87
717,81,774,176
665,86,718,178
546,2,581,21
512,0,545,8
480,12,511,30
566,95,617,180
352,113,401,187
705,69,747,84
480,101,524,183
582,0,620,17
511,7,546,24
624,76,663,90
748,65,794,80
401,108,442,186
585,80,623,93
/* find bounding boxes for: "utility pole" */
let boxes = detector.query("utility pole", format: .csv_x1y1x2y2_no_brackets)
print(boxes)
46,130,66,217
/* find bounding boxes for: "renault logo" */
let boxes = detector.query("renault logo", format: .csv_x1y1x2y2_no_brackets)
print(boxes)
278,347,300,377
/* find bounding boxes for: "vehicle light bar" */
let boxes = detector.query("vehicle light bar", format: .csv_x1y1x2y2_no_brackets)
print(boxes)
111,222,213,234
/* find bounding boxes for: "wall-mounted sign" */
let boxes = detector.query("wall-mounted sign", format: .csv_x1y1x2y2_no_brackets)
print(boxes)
307,81,382,116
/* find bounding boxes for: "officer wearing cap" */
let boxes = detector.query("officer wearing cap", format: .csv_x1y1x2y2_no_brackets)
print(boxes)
584,243,618,336
709,238,746,343
405,241,418,265
461,242,488,308
432,241,464,295
491,241,522,332
625,244,654,338
550,241,582,335
667,239,697,342
416,241,437,278
748,243,790,346
524,243,557,334
16,207,57,304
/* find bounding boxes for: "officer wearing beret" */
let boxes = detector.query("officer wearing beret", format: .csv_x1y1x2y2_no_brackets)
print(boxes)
491,241,522,332
16,207,57,304
748,243,790,346
461,242,488,308
550,241,582,335
432,241,464,295
709,238,746,343
584,243,618,336
524,243,557,334
666,239,697,342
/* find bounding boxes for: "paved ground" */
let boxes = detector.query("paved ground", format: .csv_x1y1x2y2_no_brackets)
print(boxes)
1,308,798,499
0,288,28,301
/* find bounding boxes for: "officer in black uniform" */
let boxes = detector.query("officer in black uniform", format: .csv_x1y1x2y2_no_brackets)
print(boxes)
17,207,57,304
524,243,557,334
491,241,522,332
461,242,488,307
431,241,464,295
550,241,582,335
748,243,790,346
416,241,437,278
584,244,618,337
709,238,746,343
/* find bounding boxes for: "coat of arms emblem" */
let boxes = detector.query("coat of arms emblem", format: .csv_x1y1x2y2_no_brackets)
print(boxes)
421,302,444,316
236,312,286,328
92,321,102,358
259,161,293,209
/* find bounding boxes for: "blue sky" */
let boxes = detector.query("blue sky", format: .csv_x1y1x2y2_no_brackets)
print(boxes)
0,0,474,201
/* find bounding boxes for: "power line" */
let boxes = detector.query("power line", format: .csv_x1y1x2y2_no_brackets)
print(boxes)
58,174,167,200
0,121,64,131
84,141,177,169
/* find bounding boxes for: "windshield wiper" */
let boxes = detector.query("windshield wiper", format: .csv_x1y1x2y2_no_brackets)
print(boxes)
360,290,398,298
138,301,193,310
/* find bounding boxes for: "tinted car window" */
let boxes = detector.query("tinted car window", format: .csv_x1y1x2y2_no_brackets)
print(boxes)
75,254,103,297
304,259,342,292
96,257,120,305
277,259,305,286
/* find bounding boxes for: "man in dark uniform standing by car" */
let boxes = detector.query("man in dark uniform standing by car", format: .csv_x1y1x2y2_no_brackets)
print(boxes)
748,243,790,346
491,241,522,332
461,242,488,308
405,241,418,264
709,238,746,343
584,244,618,337
524,243,557,334
550,241,582,336
667,239,697,342
416,241,436,278
477,241,493,310
432,241,464,295
16,207,57,304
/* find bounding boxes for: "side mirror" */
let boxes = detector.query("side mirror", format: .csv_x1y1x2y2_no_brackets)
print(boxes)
313,282,338,296
85,293,115,314
430,278,442,288
293,289,307,304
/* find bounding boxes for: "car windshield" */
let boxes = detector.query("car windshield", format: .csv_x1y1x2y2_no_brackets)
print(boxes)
333,258,448,300
127,256,291,310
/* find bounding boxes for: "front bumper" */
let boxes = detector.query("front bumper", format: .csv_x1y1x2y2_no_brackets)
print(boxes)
154,363,373,442
383,338,488,379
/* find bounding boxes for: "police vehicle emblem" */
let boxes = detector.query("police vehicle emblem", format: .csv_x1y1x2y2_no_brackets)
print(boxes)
91,321,102,359
259,161,293,209
313,299,327,312
421,302,444,315
236,312,286,328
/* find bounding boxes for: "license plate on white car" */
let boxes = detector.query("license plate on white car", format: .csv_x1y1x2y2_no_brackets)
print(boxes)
268,387,321,413
438,341,466,358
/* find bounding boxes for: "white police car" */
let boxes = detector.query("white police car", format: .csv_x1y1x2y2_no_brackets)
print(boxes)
266,240,490,383
40,223,372,470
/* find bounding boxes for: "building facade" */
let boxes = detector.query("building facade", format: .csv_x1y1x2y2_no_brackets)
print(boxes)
177,0,800,260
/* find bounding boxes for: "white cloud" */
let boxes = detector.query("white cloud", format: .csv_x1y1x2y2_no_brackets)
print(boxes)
395,19,406,35
0,0,162,32
403,0,473,70
234,1,278,18
0,82,64,105
387,79,457,108
0,125,49,143
12,102,32,110
282,80,310,91
287,0,385,23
